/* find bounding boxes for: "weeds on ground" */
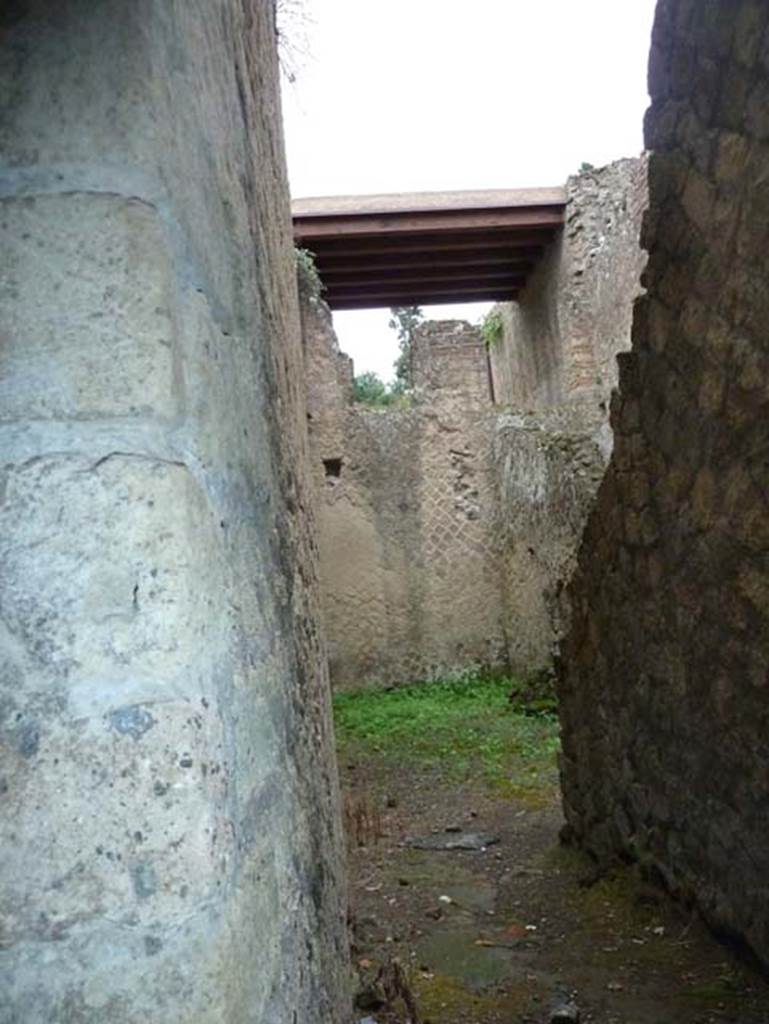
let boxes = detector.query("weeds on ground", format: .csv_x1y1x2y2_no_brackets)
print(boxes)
333,674,560,795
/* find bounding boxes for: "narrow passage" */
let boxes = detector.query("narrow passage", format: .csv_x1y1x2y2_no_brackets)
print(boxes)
337,677,769,1024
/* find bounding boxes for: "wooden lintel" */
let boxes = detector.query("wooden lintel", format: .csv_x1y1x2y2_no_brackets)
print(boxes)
304,230,556,259
294,205,563,241
327,279,523,298
292,186,566,219
331,290,519,311
319,252,536,275
327,281,521,304
323,268,528,291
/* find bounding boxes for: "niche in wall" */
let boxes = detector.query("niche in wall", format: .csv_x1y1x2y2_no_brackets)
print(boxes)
323,457,342,482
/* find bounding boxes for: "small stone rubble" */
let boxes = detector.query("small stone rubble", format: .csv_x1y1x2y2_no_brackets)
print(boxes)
405,832,501,852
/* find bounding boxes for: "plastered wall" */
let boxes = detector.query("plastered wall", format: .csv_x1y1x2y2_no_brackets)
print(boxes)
0,4,349,1021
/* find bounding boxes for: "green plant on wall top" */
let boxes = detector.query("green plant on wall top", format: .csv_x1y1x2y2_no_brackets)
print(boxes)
295,246,324,297
480,307,504,349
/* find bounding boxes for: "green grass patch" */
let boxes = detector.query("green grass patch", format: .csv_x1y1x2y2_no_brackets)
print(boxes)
333,675,560,794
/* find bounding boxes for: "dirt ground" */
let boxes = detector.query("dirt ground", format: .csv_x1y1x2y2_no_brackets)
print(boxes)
343,756,769,1024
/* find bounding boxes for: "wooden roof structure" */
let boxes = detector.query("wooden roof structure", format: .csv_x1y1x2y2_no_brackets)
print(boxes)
292,187,566,310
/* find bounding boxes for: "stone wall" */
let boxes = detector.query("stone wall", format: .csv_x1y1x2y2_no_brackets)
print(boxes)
489,157,648,411
483,160,648,683
305,308,614,689
487,160,647,680
558,0,769,968
0,4,349,1022
493,407,608,677
303,151,651,692
411,319,492,404
303,301,509,689
305,156,649,691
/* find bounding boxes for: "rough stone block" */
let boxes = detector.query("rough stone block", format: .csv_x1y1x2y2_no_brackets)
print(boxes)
681,169,716,235
745,79,769,140
0,454,224,703
559,0,769,973
0,194,179,422
714,132,751,184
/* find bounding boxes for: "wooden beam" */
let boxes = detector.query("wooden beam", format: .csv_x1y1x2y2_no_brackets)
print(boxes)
327,281,521,305
292,186,566,218
294,205,563,241
305,229,557,259
322,268,529,291
326,279,523,298
319,251,537,275
330,289,519,311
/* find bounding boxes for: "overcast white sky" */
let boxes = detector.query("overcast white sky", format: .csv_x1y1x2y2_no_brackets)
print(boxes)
280,0,658,381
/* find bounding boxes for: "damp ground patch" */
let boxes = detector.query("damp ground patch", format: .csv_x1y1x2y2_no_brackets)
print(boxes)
336,677,769,1024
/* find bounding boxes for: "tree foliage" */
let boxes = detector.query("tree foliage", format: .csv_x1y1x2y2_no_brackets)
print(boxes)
351,307,423,407
388,306,423,393
352,371,395,407
275,0,312,85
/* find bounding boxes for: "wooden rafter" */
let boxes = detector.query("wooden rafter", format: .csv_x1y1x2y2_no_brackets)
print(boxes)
292,187,564,309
